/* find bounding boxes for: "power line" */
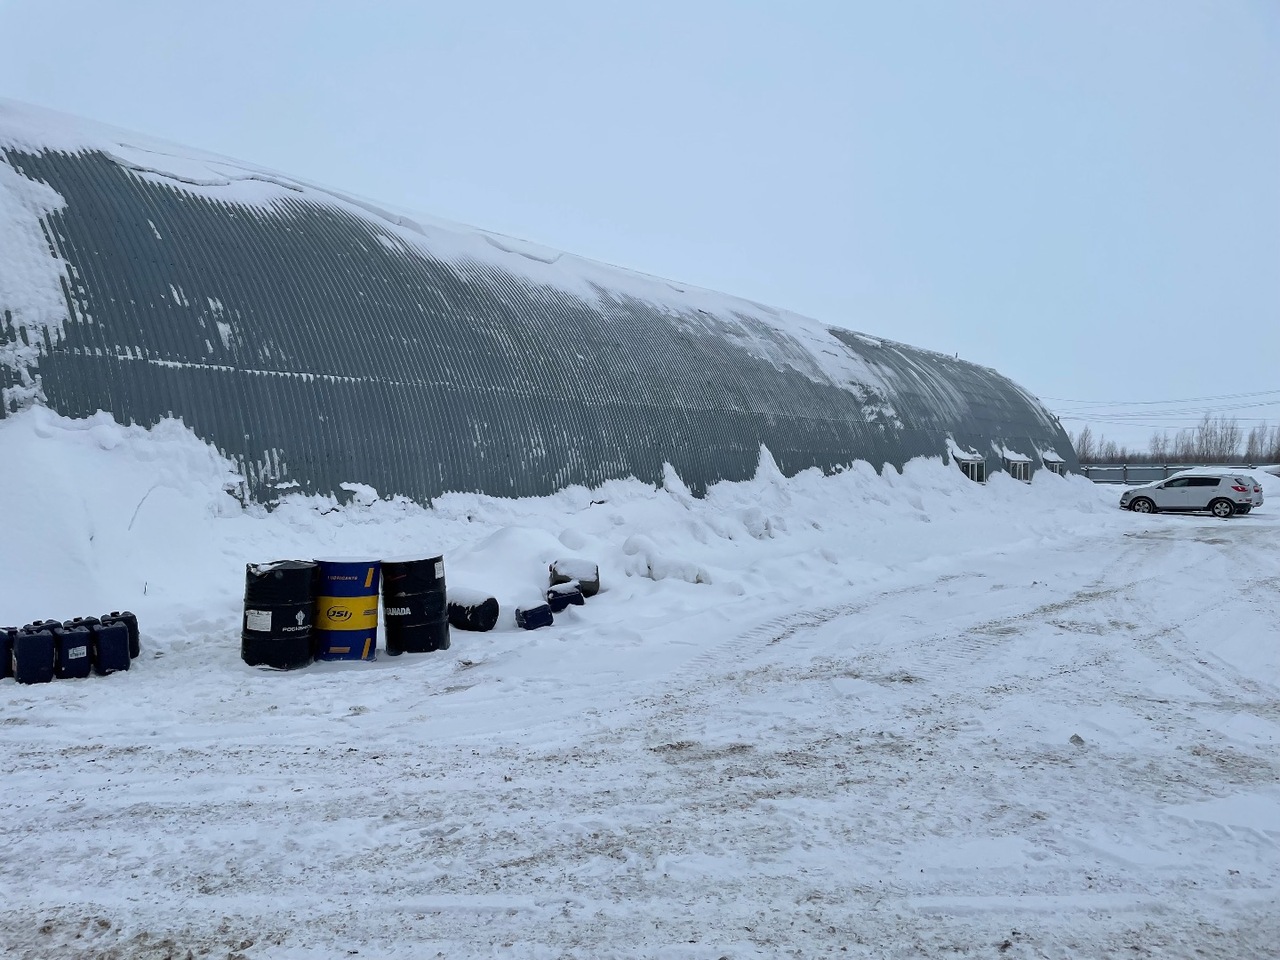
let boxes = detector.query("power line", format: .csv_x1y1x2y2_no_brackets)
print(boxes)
1042,388,1280,406
1057,416,1279,429
1053,401,1280,417
1056,404,1280,421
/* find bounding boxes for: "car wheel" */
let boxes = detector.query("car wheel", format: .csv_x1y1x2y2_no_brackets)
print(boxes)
1209,498,1235,519
1130,497,1155,514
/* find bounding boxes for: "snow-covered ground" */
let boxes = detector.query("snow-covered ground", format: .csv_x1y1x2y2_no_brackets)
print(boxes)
2,409,1278,959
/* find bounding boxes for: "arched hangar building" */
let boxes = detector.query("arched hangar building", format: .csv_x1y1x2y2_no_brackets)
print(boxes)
1,100,1075,503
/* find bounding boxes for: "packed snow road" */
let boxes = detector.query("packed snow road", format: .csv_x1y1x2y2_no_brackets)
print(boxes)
1,414,1278,959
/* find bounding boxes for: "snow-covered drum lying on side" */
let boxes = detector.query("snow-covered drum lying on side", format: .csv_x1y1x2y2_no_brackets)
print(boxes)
313,558,380,662
241,560,317,670
447,588,500,633
381,555,449,655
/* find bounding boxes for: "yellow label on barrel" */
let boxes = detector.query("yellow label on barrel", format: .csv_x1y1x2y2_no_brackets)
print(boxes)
364,567,375,589
315,595,379,630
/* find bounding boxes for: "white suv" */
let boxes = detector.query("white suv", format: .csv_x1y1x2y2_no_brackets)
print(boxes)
1241,475,1264,513
1119,471,1254,518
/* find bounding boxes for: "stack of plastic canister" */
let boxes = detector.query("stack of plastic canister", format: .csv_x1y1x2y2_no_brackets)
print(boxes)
101,611,141,660
91,619,131,675
549,558,601,597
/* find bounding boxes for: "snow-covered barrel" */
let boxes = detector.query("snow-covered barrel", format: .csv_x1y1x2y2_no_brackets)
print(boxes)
381,555,449,655
242,560,316,670
313,558,380,661
447,589,500,633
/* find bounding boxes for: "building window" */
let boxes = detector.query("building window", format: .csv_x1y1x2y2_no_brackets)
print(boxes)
1006,459,1031,482
959,458,986,483
1043,460,1065,476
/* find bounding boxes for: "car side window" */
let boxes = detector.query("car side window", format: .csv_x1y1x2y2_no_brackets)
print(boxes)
1188,477,1220,487
1164,478,1190,488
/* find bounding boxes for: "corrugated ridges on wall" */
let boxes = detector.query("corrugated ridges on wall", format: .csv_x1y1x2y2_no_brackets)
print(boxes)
1,146,1076,502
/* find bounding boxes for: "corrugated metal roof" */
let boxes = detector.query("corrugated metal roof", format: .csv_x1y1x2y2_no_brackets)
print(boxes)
1,127,1075,504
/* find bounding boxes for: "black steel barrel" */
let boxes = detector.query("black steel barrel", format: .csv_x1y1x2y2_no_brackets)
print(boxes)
382,555,450,654
242,560,316,670
447,589,500,633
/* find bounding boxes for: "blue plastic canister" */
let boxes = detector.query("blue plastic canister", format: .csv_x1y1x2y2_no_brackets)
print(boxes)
54,624,93,680
0,627,15,680
14,629,55,684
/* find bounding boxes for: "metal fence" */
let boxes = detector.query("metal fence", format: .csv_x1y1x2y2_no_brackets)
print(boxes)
1080,463,1278,485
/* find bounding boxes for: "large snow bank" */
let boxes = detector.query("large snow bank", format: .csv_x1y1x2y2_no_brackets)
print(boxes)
0,407,1100,634
4,409,1278,959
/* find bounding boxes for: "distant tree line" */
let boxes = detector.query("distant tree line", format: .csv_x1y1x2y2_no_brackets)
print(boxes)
1072,415,1280,465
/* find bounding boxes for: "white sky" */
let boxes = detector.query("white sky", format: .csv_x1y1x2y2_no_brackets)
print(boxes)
1,0,1276,451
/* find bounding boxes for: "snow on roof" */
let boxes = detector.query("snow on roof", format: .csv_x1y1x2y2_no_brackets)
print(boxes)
993,443,1032,463
1038,448,1065,463
0,153,70,406
946,437,983,462
0,98,907,399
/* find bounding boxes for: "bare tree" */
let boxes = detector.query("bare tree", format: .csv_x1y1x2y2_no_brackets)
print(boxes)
1262,422,1280,462
1071,416,1273,464
1245,424,1266,462
1172,427,1197,462
1074,425,1095,463
1193,413,1242,463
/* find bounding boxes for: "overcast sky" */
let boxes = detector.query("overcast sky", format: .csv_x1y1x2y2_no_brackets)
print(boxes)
2,0,1276,450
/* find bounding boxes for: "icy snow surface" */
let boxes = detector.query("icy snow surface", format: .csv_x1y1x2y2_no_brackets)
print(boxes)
2,410,1279,959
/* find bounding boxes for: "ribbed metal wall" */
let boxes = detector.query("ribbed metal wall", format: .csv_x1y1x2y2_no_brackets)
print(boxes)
1,146,1076,502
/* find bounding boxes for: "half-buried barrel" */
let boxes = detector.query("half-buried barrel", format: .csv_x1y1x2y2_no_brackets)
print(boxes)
314,558,380,661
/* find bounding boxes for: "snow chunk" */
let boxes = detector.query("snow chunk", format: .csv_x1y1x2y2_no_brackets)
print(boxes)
946,437,984,462
993,443,1032,463
0,155,71,407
